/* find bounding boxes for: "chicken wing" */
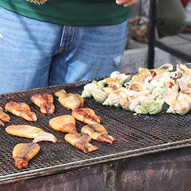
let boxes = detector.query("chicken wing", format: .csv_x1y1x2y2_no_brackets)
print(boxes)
65,133,98,153
58,93,84,110
13,143,40,169
31,93,55,114
5,101,37,121
81,124,117,144
6,125,57,143
54,89,67,98
0,120,5,127
49,115,77,134
72,108,101,125
0,107,10,126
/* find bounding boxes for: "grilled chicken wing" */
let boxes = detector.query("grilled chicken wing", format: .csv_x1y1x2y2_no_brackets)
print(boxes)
0,107,10,122
0,107,10,126
65,133,98,153
72,108,101,125
6,125,57,143
0,120,5,127
31,93,55,114
49,115,77,134
58,93,84,110
5,101,37,121
13,143,40,169
81,124,117,144
55,89,84,110
54,89,67,98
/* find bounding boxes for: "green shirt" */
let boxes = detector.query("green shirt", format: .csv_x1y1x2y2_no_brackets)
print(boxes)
0,0,130,26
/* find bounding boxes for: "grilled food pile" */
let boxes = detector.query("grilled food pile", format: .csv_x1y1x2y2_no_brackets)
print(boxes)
82,64,191,115
2,91,116,170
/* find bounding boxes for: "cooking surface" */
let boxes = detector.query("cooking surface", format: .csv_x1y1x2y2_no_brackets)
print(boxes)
0,81,191,184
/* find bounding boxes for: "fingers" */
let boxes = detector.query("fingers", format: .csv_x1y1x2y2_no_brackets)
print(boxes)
116,0,131,5
116,0,139,7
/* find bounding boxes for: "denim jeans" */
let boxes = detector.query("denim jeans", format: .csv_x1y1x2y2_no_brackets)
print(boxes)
0,7,128,94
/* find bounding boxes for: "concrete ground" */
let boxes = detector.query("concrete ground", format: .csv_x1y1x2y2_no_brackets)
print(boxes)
121,42,183,74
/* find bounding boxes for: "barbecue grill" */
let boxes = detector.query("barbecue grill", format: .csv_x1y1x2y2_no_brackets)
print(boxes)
1,80,191,190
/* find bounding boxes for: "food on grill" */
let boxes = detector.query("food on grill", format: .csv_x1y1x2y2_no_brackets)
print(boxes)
131,68,156,83
0,107,10,126
58,93,84,110
81,72,130,103
103,88,129,107
49,115,77,134
81,124,117,144
72,108,101,124
167,93,191,114
81,81,99,98
82,64,191,115
158,63,173,71
31,93,55,114
6,125,57,143
54,89,67,98
55,89,84,110
134,97,165,115
91,88,109,104
81,80,114,104
163,79,179,105
104,72,131,90
5,101,37,121
0,120,4,127
177,72,191,94
13,143,40,170
65,133,98,153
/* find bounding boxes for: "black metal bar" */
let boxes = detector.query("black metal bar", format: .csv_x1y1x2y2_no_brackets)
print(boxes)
155,40,191,62
148,0,157,69
148,0,191,65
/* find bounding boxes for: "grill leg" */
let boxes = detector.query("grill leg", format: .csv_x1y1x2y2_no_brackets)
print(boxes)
148,0,157,69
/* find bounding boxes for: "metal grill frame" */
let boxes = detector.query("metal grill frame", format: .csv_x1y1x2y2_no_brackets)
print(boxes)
0,80,191,185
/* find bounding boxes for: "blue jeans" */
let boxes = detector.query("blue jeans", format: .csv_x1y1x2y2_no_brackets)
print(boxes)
0,7,128,94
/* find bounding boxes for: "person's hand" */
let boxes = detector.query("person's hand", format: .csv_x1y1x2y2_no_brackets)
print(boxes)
116,0,139,7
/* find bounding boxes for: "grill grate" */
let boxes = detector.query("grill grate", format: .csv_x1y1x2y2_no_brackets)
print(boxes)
0,81,191,184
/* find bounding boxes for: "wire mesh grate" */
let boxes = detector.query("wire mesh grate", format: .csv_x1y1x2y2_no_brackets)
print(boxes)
0,80,191,184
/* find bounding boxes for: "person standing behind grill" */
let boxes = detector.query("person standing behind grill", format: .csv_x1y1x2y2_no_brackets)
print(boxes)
156,0,186,38
0,0,139,94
